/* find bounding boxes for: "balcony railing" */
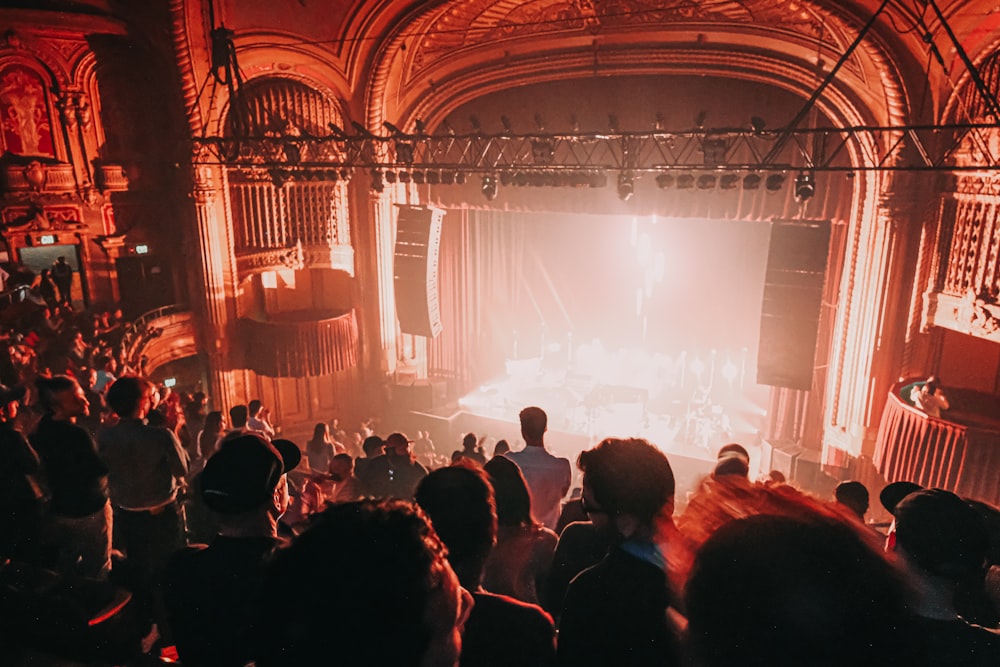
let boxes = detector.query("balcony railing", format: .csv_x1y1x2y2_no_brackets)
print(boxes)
238,309,358,377
873,379,1000,505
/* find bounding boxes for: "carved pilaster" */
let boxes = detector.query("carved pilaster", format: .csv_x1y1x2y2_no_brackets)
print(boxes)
190,161,240,411
54,88,94,201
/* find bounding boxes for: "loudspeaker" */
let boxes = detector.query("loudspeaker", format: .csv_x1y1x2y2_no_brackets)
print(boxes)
757,220,831,390
394,205,444,337
767,440,803,479
392,380,448,411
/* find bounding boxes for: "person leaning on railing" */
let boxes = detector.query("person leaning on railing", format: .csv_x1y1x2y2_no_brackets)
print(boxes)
909,375,950,419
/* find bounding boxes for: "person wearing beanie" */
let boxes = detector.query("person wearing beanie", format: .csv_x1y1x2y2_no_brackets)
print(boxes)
162,433,301,667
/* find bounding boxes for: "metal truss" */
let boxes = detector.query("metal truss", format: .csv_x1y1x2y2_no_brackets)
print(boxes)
192,121,1000,176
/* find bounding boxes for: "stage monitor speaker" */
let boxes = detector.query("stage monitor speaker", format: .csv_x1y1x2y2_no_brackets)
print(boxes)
757,219,831,390
394,205,444,338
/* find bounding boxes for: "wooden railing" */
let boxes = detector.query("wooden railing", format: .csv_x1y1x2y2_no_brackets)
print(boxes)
238,309,358,377
873,379,1000,505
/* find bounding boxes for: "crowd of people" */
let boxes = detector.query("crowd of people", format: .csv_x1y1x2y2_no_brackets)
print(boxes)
1,364,999,666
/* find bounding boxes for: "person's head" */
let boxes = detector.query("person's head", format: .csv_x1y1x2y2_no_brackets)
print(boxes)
461,432,477,451
717,442,750,462
492,439,510,458
578,438,675,539
879,481,923,516
248,399,263,417
329,453,354,482
386,432,413,458
835,481,870,520
362,435,385,457
229,404,249,429
685,513,916,667
519,406,547,443
712,455,749,480
256,500,471,667
203,410,225,435
416,462,498,589
105,376,155,419
310,422,329,443
483,455,535,528
199,433,302,524
893,488,988,582
190,391,208,410
36,375,89,421
923,375,940,394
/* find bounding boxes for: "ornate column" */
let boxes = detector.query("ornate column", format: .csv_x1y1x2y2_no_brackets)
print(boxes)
190,160,241,410
823,171,923,462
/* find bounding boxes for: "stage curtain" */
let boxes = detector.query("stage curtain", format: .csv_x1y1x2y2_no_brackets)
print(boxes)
428,209,526,392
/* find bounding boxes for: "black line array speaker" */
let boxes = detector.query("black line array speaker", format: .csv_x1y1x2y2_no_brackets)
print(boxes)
757,219,831,390
394,205,444,338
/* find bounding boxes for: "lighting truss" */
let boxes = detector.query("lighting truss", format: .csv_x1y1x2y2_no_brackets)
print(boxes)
192,121,1000,176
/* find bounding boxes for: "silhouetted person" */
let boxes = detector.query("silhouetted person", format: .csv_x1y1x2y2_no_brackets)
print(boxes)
31,375,111,578
686,512,921,667
835,480,870,522
163,434,299,667
254,499,472,667
507,407,570,530
482,456,557,606
416,463,555,667
455,432,487,465
557,438,681,667
364,432,428,499
893,489,1000,665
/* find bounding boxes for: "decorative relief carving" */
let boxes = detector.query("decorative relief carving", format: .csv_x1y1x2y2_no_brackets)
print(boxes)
0,65,56,158
950,125,1000,169
410,0,849,71
1,204,85,230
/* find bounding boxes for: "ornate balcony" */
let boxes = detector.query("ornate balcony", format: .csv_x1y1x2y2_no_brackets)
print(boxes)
121,305,197,374
873,379,1000,505
238,308,358,377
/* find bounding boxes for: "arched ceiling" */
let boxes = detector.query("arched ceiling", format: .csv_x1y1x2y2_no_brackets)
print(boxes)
188,0,1000,142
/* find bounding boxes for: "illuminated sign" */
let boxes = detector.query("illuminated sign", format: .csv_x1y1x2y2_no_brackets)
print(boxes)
39,235,55,245
134,244,150,255
163,377,177,388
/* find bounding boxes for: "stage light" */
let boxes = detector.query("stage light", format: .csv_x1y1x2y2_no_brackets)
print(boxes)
765,173,786,192
394,141,415,164
440,170,455,185
676,173,695,189
500,172,513,186
531,139,555,164
617,171,634,201
720,174,739,190
702,137,727,168
794,171,815,202
481,174,498,200
750,116,766,134
384,170,397,184
370,169,384,193
412,171,425,184
743,173,762,190
426,171,439,185
455,172,467,185
697,174,717,190
398,171,411,183
655,173,674,189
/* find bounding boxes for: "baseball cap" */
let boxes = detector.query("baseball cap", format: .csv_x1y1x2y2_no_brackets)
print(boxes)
200,433,302,513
